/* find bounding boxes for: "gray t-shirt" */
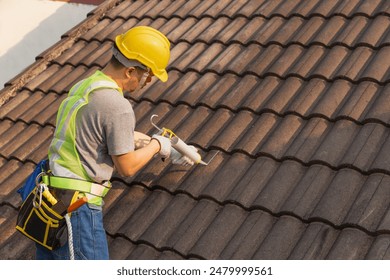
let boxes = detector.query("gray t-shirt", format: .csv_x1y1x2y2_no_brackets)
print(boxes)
75,88,135,183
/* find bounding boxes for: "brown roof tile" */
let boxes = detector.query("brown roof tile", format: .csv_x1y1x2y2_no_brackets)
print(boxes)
219,210,276,259
365,235,390,259
288,222,339,259
253,216,306,259
189,204,248,259
326,228,373,259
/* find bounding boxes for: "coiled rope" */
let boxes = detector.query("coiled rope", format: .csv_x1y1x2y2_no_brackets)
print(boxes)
64,214,75,260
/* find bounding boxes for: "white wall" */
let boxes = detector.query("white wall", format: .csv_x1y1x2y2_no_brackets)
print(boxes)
0,0,95,88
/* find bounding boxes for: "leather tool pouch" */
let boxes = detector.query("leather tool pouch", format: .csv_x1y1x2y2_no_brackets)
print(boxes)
16,159,79,251
15,186,68,251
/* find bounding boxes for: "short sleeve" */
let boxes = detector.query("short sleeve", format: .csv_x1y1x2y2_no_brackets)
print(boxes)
104,104,136,156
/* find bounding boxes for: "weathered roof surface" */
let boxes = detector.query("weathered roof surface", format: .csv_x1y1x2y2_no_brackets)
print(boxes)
0,0,390,260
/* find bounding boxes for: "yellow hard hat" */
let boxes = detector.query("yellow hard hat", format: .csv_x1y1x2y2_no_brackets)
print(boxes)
115,26,170,82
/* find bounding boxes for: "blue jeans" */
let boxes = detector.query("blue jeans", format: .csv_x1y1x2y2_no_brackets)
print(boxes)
36,204,109,260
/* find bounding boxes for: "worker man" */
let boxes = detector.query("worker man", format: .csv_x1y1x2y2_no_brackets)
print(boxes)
35,26,191,259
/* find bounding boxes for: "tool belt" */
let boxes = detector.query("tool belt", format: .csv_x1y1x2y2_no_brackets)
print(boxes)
16,182,69,250
16,159,111,250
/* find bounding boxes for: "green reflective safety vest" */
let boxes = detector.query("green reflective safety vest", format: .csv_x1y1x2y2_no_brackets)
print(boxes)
48,70,122,206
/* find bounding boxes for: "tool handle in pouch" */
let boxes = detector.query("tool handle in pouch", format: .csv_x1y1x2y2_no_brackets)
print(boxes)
43,186,58,205
67,196,88,213
171,136,202,164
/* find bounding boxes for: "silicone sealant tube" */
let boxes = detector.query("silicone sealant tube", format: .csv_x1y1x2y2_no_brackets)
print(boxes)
170,136,207,165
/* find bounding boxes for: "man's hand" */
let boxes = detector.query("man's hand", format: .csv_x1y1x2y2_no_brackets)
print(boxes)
152,135,171,158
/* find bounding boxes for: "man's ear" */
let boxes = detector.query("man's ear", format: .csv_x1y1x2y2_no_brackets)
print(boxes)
125,67,135,78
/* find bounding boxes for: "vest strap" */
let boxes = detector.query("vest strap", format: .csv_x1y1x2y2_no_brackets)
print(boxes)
42,175,111,198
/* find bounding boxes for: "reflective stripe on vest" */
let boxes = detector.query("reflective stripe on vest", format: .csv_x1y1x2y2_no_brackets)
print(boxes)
48,71,121,206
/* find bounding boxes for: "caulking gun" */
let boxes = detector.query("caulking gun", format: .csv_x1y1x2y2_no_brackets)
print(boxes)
150,114,218,165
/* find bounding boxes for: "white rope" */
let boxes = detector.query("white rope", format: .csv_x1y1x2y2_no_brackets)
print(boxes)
64,214,74,260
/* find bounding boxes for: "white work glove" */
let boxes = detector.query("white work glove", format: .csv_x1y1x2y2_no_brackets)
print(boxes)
170,146,197,166
152,135,171,158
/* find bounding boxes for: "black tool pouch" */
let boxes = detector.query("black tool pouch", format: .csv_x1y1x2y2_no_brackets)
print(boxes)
15,187,68,251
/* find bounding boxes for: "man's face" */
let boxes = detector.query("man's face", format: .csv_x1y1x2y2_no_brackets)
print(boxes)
137,67,153,89
123,67,153,93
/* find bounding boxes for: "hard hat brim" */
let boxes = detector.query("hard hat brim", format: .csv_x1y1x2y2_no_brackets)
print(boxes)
155,71,168,82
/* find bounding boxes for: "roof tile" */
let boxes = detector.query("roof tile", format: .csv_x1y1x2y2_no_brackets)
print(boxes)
108,236,137,259
174,153,227,197
219,211,276,259
326,228,373,259
196,74,240,108
344,174,390,231
2,124,53,162
118,190,173,241
311,170,365,225
362,47,390,82
189,204,247,259
252,161,307,212
371,135,390,173
231,17,266,45
288,222,338,259
212,111,255,151
224,157,280,208
104,183,151,234
365,235,390,259
0,160,35,205
339,82,382,122
0,205,35,259
126,244,165,260
312,46,351,78
336,16,369,46
311,120,359,166
247,45,285,75
166,199,220,256
105,0,144,20
88,19,125,42
342,123,388,170
235,0,265,17
260,114,305,158
53,41,89,66
139,194,197,248
356,0,385,15
201,154,253,202
164,18,197,43
286,118,330,162
1,91,38,121
378,210,390,232
252,216,306,259
22,64,61,92
11,92,62,126
280,164,335,218
307,17,342,46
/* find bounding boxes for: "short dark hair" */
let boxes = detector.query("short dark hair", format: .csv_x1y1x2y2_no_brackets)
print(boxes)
109,53,125,70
